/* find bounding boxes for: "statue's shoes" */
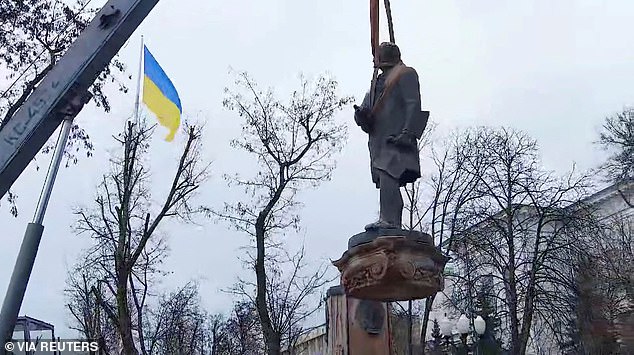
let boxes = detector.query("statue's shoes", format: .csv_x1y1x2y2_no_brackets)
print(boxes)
364,220,398,230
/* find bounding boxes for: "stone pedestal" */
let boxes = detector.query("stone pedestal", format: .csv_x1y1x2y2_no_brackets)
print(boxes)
326,286,391,355
333,229,448,301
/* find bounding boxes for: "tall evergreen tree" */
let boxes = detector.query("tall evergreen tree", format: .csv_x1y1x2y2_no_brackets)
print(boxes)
431,318,442,342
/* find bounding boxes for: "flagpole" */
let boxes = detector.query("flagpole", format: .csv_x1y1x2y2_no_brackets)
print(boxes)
133,35,144,124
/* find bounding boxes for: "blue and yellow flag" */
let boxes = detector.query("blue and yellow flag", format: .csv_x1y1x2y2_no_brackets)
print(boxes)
142,46,182,141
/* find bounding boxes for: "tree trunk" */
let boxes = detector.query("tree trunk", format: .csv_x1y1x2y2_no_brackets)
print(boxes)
505,269,520,354
254,175,286,355
116,274,138,355
504,199,521,355
419,295,435,355
255,214,279,355
265,332,282,355
518,294,534,355
518,239,541,355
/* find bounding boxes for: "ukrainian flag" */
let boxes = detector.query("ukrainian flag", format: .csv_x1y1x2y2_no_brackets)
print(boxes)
142,46,182,141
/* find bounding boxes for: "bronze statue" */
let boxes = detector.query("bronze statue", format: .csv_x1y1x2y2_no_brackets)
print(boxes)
354,42,428,230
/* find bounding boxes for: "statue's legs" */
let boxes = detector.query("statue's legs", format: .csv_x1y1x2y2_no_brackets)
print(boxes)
379,171,403,228
366,170,403,230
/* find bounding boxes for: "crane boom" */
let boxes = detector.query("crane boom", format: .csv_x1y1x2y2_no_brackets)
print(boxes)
0,0,160,198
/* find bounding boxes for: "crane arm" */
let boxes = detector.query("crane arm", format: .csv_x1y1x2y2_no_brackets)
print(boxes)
0,0,160,198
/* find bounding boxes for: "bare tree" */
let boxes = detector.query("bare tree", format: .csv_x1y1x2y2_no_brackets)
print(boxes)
560,253,621,354
65,264,119,354
413,127,601,354
440,127,595,354
73,121,209,354
405,128,486,352
399,123,441,354
230,245,331,355
403,121,436,232
145,282,210,355
597,108,634,182
593,217,633,304
224,301,265,355
209,314,235,355
579,215,634,352
214,72,352,354
390,303,413,355
0,0,127,216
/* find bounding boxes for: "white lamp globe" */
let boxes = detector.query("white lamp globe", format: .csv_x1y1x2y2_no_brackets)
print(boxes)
474,316,486,335
456,314,470,334
440,316,453,337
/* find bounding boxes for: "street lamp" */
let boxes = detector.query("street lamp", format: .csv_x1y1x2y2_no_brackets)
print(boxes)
456,314,470,351
473,315,487,354
438,314,487,354
474,315,486,336
456,314,470,334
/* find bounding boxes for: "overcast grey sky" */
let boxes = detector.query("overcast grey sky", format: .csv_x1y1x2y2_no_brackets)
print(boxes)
2,0,633,337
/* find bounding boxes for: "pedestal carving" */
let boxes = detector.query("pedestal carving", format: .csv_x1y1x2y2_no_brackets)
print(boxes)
333,231,448,301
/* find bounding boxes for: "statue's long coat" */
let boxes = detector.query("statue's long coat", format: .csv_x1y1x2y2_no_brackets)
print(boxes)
356,64,423,188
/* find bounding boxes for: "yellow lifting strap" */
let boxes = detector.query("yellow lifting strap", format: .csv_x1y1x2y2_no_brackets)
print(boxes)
369,0,396,107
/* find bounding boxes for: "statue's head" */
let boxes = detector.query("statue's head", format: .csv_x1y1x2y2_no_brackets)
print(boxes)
376,42,401,70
